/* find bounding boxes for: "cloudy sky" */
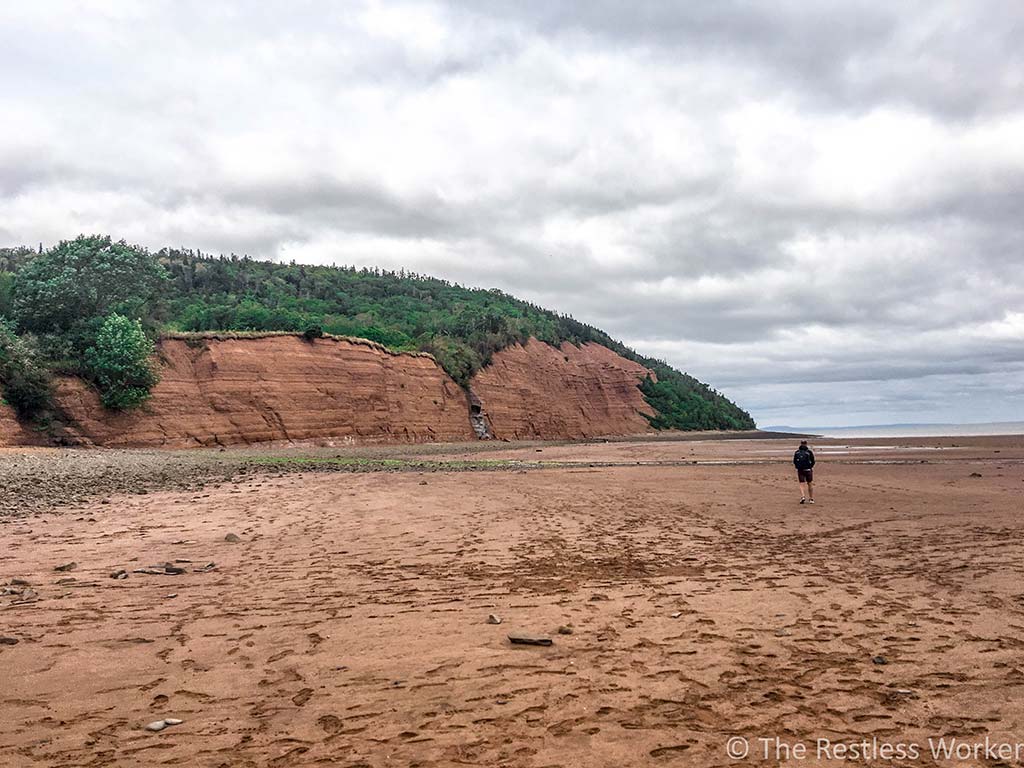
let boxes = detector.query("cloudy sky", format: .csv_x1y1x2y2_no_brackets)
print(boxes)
2,1,1022,427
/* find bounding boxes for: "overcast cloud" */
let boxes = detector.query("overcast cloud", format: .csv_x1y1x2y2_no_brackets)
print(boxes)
2,1,1022,426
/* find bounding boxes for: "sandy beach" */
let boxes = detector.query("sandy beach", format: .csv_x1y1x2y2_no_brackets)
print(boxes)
2,434,1023,766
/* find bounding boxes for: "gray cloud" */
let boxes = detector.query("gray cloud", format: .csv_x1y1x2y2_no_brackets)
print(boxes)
1,0,1022,427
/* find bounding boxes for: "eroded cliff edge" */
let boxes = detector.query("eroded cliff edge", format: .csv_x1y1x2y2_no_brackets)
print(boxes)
0,334,658,447
470,339,655,439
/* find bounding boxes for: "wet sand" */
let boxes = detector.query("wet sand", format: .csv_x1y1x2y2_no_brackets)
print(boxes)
2,435,1023,766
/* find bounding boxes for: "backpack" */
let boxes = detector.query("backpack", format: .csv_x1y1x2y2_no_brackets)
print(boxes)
794,449,813,470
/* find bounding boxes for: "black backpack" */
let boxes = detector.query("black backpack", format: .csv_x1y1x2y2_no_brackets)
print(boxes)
794,449,813,470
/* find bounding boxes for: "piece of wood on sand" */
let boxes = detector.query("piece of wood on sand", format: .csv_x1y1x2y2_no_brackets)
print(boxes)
508,632,553,647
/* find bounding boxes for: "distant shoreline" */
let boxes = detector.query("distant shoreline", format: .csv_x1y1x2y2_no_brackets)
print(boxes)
763,421,1024,439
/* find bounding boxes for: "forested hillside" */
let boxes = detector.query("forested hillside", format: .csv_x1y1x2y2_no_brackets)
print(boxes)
0,237,755,430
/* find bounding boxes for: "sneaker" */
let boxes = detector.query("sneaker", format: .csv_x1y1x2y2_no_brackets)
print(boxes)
799,498,806,504
808,499,815,504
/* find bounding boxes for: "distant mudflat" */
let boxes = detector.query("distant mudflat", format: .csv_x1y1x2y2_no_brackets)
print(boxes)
2,434,1022,766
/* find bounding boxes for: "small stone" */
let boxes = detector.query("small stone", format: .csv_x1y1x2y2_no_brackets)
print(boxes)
589,593,609,602
774,628,792,637
670,612,682,619
419,480,428,485
54,562,78,572
166,594,178,599
162,564,187,575
193,562,216,573
111,570,128,580
0,636,19,645
508,632,553,647
145,718,183,732
10,579,30,586
224,533,241,543
557,625,573,635
486,614,502,625
969,472,982,478
872,655,888,665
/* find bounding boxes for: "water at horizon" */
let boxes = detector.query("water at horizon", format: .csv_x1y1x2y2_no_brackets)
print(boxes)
784,421,1024,439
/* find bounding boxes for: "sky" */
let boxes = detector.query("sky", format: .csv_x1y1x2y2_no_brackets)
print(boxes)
1,1,1022,427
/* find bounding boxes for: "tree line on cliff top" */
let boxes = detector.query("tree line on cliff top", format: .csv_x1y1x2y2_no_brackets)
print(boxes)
0,235,755,431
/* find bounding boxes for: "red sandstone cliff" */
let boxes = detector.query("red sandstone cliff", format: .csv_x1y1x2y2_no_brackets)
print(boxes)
0,403,45,447
0,335,657,448
46,336,474,448
468,339,656,440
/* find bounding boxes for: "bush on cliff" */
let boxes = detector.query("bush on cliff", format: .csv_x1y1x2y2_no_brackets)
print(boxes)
84,314,159,410
13,235,168,337
0,320,53,418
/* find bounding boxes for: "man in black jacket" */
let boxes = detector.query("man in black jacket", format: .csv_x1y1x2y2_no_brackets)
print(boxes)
794,440,815,504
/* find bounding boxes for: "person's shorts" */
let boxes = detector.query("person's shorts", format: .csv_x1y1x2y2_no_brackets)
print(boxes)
797,468,814,483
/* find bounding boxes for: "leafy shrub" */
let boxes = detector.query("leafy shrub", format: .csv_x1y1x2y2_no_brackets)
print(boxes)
84,314,158,410
13,235,167,335
0,320,53,417
302,325,324,341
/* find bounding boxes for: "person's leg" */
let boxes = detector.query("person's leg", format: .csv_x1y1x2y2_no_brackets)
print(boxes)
799,478,807,502
807,480,814,502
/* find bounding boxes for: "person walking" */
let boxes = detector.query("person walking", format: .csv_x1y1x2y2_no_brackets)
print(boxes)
794,440,815,504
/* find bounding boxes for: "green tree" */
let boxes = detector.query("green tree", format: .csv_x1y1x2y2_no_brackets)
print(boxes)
0,319,53,417
84,314,158,410
13,235,168,335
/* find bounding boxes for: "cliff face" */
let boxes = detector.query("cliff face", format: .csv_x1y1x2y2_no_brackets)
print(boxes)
468,339,656,440
0,336,658,448
46,336,475,448
0,403,45,447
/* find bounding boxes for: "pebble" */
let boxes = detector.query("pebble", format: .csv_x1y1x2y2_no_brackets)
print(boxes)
486,614,502,625
774,628,792,637
0,636,19,645
670,612,682,619
872,655,888,665
224,533,241,543
145,718,183,732
557,625,573,635
54,562,78,572
111,570,128,580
